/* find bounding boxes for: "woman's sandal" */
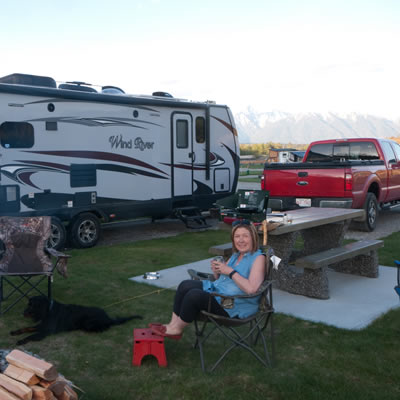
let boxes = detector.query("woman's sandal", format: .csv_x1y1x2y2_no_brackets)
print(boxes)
151,325,182,341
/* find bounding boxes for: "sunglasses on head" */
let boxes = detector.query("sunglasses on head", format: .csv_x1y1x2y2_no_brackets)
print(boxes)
232,219,251,227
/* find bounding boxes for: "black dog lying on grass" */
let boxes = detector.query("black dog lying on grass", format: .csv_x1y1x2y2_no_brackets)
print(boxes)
10,296,142,345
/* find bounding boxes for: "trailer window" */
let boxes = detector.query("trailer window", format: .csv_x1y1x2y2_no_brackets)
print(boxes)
176,119,188,148
0,122,34,148
196,117,205,143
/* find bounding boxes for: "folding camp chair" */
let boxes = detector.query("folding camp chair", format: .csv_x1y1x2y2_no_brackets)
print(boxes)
395,260,400,298
0,216,70,315
213,190,270,223
187,246,275,372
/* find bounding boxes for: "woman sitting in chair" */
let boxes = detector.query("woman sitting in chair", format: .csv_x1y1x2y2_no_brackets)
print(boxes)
151,220,265,340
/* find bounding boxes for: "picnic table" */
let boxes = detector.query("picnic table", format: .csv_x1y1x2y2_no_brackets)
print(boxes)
265,207,383,299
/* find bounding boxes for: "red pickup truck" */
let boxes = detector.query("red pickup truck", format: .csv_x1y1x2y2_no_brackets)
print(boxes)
261,138,400,231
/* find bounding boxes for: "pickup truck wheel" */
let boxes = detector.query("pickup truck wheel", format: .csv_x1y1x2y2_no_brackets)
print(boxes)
69,213,101,249
361,193,378,232
47,217,67,250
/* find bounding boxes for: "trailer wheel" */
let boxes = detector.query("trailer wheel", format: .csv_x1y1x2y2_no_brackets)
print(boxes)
360,193,378,232
69,213,101,249
47,217,67,250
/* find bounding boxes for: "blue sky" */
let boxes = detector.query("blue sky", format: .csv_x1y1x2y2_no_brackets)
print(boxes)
1,0,399,119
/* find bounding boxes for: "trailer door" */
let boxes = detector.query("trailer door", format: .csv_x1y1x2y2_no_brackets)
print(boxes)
172,113,193,196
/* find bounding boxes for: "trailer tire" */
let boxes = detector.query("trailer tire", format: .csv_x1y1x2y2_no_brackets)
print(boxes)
47,217,67,250
360,193,378,232
69,213,101,249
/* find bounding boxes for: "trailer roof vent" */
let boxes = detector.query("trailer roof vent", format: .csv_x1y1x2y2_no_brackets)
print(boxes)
59,81,97,93
0,73,57,88
102,86,125,94
152,91,173,98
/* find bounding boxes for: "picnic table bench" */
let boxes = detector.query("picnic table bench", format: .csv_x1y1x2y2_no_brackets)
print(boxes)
294,239,384,278
208,243,233,258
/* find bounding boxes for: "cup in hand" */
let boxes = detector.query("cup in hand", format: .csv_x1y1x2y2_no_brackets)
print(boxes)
211,256,224,275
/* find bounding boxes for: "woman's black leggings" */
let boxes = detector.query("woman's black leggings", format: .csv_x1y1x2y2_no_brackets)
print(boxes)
173,280,229,323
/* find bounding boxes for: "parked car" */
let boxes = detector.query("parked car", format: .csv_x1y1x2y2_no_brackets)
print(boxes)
261,138,400,231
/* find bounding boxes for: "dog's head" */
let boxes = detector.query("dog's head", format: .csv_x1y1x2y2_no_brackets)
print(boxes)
24,296,51,321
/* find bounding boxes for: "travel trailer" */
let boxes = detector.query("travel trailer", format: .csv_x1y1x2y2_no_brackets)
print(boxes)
0,73,240,249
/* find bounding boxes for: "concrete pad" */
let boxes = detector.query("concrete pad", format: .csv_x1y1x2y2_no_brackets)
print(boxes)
129,262,400,330
129,258,215,289
275,266,400,330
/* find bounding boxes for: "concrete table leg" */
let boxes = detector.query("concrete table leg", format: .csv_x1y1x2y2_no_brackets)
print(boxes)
268,221,349,299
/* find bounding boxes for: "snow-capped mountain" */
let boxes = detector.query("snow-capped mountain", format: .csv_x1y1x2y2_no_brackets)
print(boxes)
235,108,400,144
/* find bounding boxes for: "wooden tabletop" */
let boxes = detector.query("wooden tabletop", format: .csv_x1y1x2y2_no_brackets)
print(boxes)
266,207,365,235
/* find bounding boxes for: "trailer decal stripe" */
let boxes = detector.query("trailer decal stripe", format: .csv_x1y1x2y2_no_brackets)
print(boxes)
1,163,69,189
18,172,41,189
193,180,213,195
16,160,70,171
211,116,237,136
96,164,169,179
23,98,161,113
23,150,168,176
1,160,168,190
26,116,162,129
52,118,147,129
160,152,225,170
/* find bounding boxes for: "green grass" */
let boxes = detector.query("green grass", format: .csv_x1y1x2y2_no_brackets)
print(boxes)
238,177,262,183
239,169,263,176
1,229,400,399
240,163,265,169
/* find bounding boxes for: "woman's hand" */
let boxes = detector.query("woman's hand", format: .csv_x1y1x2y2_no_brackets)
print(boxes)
211,259,221,279
211,259,232,277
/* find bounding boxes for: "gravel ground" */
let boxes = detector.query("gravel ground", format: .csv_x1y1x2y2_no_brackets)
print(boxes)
98,217,221,246
345,207,400,240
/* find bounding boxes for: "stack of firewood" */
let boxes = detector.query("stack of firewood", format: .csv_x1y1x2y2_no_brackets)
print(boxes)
0,350,79,400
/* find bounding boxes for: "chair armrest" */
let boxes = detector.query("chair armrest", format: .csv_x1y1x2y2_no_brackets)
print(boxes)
188,268,215,281
45,247,71,278
45,247,71,259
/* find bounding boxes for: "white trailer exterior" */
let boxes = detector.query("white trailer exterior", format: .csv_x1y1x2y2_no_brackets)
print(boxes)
0,74,240,248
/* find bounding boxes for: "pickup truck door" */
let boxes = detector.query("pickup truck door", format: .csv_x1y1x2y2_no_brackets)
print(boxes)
381,141,400,201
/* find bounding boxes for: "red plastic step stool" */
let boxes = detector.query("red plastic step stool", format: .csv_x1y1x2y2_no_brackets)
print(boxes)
132,328,167,367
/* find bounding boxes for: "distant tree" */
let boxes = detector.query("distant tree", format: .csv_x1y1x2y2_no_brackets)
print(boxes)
239,142,308,157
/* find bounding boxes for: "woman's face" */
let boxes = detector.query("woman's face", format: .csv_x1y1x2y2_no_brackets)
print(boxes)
233,227,253,254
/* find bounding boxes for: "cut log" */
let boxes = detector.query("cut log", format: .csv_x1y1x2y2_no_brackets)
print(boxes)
0,386,22,400
0,373,32,400
56,385,78,400
5,350,58,381
30,385,54,400
38,379,66,396
4,365,40,386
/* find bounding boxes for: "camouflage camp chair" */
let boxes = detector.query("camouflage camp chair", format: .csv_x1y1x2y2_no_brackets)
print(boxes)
0,216,70,315
187,246,275,372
